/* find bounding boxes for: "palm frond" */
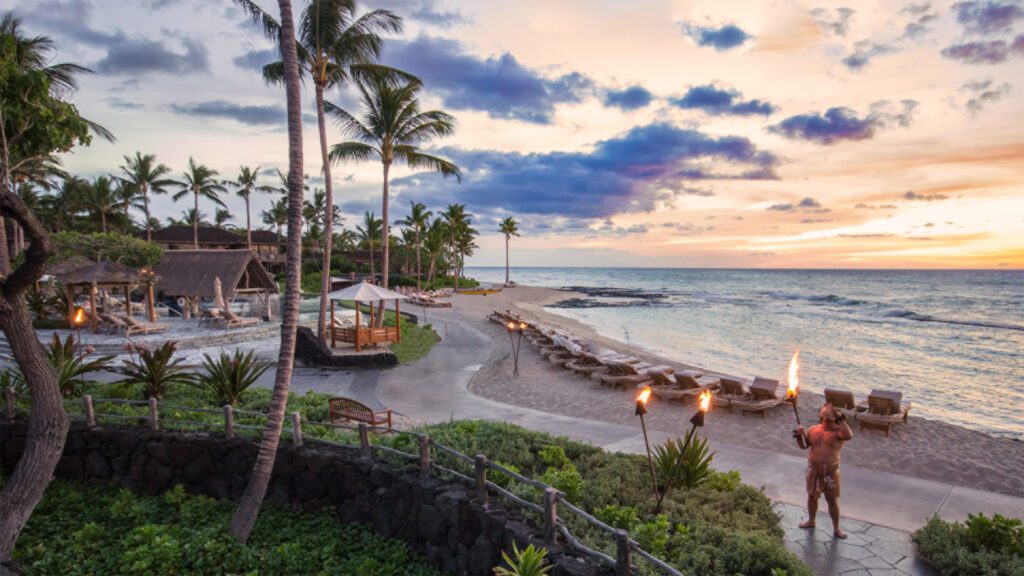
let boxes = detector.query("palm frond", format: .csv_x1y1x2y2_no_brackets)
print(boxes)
84,118,116,143
262,60,286,85
324,101,376,142
232,0,281,40
329,142,378,165
394,148,462,181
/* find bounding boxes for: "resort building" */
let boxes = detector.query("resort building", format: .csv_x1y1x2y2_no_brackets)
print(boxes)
145,225,285,273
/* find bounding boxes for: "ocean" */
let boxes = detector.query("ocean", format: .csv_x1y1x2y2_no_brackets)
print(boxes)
465,267,1024,439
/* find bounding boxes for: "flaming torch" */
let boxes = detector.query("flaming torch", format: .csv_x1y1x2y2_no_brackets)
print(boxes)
786,349,801,426
690,389,713,433
72,307,87,387
635,387,658,498
506,320,527,376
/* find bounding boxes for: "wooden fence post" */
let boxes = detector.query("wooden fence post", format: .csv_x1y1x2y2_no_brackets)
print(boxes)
474,455,488,504
358,423,371,459
148,397,159,431
615,529,631,576
4,386,15,419
419,435,431,476
291,412,303,447
83,395,95,427
223,405,234,439
543,487,558,544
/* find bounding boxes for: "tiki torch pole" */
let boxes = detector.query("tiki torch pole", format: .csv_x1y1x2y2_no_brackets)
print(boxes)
635,388,658,499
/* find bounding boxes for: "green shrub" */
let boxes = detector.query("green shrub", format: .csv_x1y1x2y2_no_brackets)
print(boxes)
705,469,743,492
191,349,271,405
114,341,194,399
595,504,639,531
46,333,114,398
653,429,714,493
915,514,1024,575
633,514,671,555
493,542,552,576
540,463,584,502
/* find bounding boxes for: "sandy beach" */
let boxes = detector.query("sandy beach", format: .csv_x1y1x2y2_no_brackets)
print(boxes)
442,285,1024,499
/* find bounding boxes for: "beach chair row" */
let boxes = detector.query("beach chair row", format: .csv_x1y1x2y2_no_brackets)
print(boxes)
395,286,452,308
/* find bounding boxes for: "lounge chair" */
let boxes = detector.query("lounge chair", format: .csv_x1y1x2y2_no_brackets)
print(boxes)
118,315,168,335
713,377,748,410
198,308,223,327
824,388,858,411
565,350,611,376
220,308,260,329
98,313,129,334
652,370,720,402
593,359,652,390
728,377,787,418
856,389,911,436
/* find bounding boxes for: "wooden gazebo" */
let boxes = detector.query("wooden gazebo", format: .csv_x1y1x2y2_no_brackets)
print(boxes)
327,281,407,351
56,260,159,333
153,250,277,319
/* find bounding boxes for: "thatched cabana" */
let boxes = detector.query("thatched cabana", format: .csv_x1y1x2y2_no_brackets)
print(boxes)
327,281,407,351
153,250,277,319
57,260,159,333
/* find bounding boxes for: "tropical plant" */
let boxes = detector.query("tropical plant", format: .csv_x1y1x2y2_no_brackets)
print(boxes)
0,367,26,398
230,165,271,247
327,74,460,295
118,152,176,241
261,196,289,238
214,208,234,227
82,175,119,233
356,211,382,275
191,349,271,406
422,217,447,284
396,201,431,290
25,287,54,319
652,428,714,511
440,204,470,290
114,341,194,400
172,157,226,248
499,216,519,286
493,543,552,576
51,231,162,268
44,333,114,398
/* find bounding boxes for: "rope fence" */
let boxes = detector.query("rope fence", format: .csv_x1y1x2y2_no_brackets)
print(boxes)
6,386,683,575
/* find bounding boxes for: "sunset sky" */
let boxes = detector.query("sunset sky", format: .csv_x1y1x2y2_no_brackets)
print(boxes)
13,0,1024,268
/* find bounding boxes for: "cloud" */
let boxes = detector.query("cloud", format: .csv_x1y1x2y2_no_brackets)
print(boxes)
680,23,752,51
104,98,143,110
842,41,895,70
767,197,830,213
171,100,285,126
855,203,898,209
364,0,470,28
953,1,1024,34
941,35,1024,64
233,48,276,71
811,7,855,36
96,37,209,75
380,123,778,220
903,191,949,201
381,35,594,124
670,85,775,116
838,4,938,70
603,86,655,111
901,5,940,39
800,217,834,223
769,100,917,145
961,79,1012,113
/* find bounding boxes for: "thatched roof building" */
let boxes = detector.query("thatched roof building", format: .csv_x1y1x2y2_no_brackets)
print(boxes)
46,256,93,277
57,260,155,286
153,250,277,298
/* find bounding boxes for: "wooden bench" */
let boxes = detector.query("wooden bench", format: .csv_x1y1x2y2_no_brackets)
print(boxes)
329,397,392,430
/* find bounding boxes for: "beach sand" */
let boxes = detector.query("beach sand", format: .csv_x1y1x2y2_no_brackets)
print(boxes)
443,285,1024,499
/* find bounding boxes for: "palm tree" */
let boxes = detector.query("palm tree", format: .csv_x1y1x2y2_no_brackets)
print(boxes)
42,176,89,232
173,157,226,248
335,226,358,251
118,152,176,242
499,217,519,286
356,211,381,276
396,201,431,290
261,196,289,238
83,176,119,233
422,217,447,285
231,165,271,247
327,77,460,300
440,204,467,290
227,0,306,543
215,208,234,228
263,0,406,341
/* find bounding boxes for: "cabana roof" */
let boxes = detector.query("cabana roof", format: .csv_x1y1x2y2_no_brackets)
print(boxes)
327,281,407,302
57,260,155,286
153,249,277,298
46,256,93,276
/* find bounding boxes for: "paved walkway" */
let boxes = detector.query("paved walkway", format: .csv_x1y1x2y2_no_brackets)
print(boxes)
370,315,1022,575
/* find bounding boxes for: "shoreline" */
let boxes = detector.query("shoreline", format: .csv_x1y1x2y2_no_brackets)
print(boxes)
448,284,1024,499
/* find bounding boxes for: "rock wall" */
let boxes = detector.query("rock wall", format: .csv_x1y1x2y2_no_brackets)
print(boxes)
0,420,611,576
294,326,399,369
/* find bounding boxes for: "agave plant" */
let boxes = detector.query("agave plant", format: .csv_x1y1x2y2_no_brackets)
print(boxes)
652,428,715,511
192,349,271,406
493,543,552,576
46,333,115,398
114,341,194,399
25,288,53,319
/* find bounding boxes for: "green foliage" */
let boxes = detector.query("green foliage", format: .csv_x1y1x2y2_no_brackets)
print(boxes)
51,231,162,268
191,349,271,406
423,275,479,290
388,315,439,364
0,367,26,397
32,318,69,330
25,288,57,319
914,514,1024,575
493,543,552,576
114,341,194,399
538,445,570,469
9,478,439,576
653,428,714,492
595,505,639,531
634,514,671,555
45,333,113,398
705,469,743,492
301,270,323,295
540,463,584,502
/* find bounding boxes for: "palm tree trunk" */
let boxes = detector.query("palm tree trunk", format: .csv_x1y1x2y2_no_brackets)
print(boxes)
101,211,107,233
505,235,509,285
245,195,252,248
229,0,304,543
315,83,334,342
415,231,422,291
379,162,391,327
192,191,199,249
143,184,152,242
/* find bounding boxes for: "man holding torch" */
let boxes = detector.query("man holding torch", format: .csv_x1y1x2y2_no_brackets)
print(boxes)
793,403,853,539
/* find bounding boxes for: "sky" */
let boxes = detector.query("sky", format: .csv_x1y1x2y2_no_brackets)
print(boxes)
11,0,1024,269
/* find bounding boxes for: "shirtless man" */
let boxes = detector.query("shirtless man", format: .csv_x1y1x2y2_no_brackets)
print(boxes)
794,403,853,539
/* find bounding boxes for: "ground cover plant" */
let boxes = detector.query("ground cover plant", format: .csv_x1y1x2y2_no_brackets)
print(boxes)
914,513,1024,576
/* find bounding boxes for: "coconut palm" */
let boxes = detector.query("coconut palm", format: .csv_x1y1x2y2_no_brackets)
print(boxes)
173,157,226,248
499,217,519,286
263,0,407,341
230,165,272,247
396,201,431,290
118,152,176,241
356,211,382,276
327,77,460,299
41,176,89,232
440,204,467,289
422,217,447,285
215,208,234,228
83,176,119,233
262,196,289,238
228,0,306,543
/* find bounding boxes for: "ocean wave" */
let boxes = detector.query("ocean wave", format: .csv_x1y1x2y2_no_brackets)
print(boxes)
761,291,866,306
883,309,1024,332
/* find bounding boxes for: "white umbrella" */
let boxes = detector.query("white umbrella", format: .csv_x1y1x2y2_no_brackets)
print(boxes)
326,280,408,302
213,276,226,311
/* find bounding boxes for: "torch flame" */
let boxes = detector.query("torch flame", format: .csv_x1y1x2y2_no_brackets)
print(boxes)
637,387,652,406
506,321,515,331
698,390,712,413
73,308,86,326
519,321,527,331
787,349,800,399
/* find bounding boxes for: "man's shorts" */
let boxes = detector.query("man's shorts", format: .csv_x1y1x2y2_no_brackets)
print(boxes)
806,462,841,499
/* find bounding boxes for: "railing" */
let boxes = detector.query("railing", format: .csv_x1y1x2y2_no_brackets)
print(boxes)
4,387,683,576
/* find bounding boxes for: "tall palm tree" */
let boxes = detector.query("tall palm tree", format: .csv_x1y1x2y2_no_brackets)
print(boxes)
262,196,289,238
231,165,271,247
356,211,382,276
499,216,519,286
118,152,176,242
327,76,460,301
41,176,89,232
214,208,234,228
395,201,431,290
83,176,119,233
422,217,447,285
228,0,306,543
173,157,226,248
264,0,406,341
440,204,467,290
334,226,358,251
